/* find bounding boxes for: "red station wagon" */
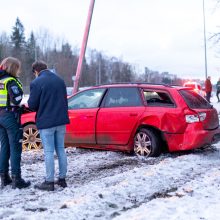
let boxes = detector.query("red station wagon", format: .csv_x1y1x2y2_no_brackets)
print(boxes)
21,83,220,158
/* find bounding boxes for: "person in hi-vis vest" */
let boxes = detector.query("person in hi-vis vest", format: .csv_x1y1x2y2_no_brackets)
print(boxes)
0,57,30,189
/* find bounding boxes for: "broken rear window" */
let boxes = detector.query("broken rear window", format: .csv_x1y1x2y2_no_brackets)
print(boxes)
143,90,175,107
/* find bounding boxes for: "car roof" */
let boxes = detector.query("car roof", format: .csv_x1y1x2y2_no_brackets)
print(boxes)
78,83,187,91
67,83,191,98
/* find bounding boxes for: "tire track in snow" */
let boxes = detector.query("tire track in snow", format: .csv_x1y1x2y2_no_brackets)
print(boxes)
0,146,219,220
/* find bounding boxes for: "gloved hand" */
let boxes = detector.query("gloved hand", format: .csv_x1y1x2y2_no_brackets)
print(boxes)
20,104,33,113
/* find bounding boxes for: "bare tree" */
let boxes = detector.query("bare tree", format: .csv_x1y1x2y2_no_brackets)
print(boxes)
0,32,11,59
209,1,220,47
35,28,54,60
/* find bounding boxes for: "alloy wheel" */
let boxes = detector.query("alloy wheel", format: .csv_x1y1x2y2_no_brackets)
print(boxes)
134,131,152,157
22,124,42,150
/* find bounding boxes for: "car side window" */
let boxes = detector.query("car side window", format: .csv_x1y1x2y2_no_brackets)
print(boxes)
68,88,106,109
144,90,175,107
104,87,142,107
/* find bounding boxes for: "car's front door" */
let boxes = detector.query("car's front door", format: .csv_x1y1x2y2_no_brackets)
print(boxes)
96,87,145,145
66,88,106,144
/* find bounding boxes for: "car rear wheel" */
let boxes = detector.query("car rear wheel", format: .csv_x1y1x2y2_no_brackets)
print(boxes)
22,124,42,150
134,128,161,157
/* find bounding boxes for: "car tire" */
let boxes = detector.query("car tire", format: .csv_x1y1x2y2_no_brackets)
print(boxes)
134,128,161,157
22,124,42,150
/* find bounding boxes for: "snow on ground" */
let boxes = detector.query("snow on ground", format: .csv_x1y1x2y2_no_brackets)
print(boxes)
1,96,220,219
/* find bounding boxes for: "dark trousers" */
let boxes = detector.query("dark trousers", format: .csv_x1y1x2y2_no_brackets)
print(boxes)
0,110,22,176
206,92,211,103
217,90,220,102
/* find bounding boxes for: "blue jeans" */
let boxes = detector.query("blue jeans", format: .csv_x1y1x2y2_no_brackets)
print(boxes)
0,110,22,176
39,125,67,182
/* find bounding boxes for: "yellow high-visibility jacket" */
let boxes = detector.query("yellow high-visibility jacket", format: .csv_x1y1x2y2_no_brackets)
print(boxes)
0,76,23,107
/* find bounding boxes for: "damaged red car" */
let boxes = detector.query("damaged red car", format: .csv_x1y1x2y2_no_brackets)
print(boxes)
21,83,220,158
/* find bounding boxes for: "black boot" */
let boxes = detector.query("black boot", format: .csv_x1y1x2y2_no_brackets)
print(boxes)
55,178,67,188
34,181,54,191
0,173,12,189
11,175,31,189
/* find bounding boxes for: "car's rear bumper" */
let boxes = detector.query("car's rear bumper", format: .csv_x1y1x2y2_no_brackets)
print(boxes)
164,125,220,152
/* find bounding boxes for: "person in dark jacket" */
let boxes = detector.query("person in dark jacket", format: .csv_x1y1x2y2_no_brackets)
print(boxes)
205,76,212,103
28,60,70,191
0,57,30,189
216,78,220,102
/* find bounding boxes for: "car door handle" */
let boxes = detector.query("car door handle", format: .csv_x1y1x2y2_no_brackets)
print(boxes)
130,113,138,116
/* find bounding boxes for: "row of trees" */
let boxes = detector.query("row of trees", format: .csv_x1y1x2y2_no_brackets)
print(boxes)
0,17,185,93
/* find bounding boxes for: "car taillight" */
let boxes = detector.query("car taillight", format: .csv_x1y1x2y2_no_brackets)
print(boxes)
198,112,206,121
185,112,206,123
185,115,200,123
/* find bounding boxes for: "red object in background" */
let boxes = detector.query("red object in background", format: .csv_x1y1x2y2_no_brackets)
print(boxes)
183,81,206,98
21,83,220,157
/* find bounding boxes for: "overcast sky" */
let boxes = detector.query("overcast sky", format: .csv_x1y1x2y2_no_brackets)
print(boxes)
1,0,220,82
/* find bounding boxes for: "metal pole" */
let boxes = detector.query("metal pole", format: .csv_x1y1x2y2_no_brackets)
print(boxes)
73,0,95,94
203,0,208,79
98,54,101,85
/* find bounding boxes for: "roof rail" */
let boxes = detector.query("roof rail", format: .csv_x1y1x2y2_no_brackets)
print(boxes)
95,82,173,87
135,82,172,87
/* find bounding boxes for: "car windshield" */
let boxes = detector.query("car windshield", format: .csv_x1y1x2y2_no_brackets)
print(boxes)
179,89,212,109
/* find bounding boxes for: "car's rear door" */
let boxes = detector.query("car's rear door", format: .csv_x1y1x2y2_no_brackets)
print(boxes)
96,87,145,145
66,88,106,144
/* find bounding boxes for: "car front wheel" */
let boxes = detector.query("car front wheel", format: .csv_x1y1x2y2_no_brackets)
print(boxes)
134,128,161,157
22,124,42,150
